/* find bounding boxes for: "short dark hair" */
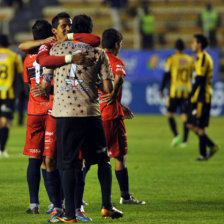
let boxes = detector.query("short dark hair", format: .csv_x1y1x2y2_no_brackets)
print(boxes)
194,34,208,49
72,14,93,33
102,28,123,49
52,12,71,29
175,38,185,51
32,20,53,40
0,34,9,47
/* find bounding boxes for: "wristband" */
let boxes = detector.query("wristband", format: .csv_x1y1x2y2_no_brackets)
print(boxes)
65,54,72,63
67,33,74,41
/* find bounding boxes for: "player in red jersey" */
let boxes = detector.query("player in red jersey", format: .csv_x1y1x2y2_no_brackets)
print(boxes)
23,20,63,215
20,13,99,222
100,28,146,205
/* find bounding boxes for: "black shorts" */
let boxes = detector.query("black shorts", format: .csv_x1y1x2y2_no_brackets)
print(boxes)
167,97,187,114
0,99,15,119
187,102,211,128
56,116,110,169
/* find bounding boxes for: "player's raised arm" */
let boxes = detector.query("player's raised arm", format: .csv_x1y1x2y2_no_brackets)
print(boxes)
18,36,56,53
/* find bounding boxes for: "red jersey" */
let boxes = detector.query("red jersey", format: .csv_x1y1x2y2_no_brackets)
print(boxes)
24,54,52,115
99,51,126,121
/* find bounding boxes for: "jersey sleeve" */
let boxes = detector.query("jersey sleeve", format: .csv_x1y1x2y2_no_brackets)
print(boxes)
23,56,30,83
15,54,24,74
99,51,114,81
195,55,206,77
37,43,66,67
164,56,172,72
113,60,126,77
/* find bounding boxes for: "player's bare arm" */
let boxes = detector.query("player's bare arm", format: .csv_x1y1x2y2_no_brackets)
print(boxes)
101,74,124,105
18,36,56,52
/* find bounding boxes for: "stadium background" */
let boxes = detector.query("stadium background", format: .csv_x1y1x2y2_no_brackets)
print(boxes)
1,1,224,224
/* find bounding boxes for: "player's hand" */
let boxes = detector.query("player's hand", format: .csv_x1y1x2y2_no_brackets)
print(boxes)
41,36,56,44
159,91,164,98
100,92,116,105
72,53,94,66
122,105,134,119
31,84,48,97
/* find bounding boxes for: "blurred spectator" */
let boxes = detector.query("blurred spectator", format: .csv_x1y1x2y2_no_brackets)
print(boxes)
102,0,128,31
139,5,155,50
1,0,23,9
198,3,220,47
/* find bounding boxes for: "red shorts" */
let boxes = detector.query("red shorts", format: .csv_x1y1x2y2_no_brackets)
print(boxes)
103,118,128,158
23,115,56,157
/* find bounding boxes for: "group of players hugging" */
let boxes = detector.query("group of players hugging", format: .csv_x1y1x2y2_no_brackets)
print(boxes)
17,12,145,223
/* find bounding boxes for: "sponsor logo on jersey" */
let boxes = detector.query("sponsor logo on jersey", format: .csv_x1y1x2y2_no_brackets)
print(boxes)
30,149,41,154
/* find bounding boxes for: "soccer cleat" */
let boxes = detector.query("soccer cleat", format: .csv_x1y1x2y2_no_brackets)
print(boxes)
26,207,39,214
45,202,54,214
207,145,220,159
47,208,63,223
2,151,9,157
101,206,123,219
171,136,182,147
196,156,207,161
76,210,92,221
120,195,146,205
54,216,77,223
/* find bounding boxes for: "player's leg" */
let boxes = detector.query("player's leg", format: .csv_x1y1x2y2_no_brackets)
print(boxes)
74,159,92,222
83,116,123,219
55,117,82,222
0,99,14,157
167,98,181,146
44,115,63,222
180,113,189,147
23,115,45,213
26,156,42,214
0,117,10,157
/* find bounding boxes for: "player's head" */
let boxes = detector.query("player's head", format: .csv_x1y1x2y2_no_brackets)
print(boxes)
175,39,185,51
72,14,93,33
32,20,53,40
192,34,208,52
206,2,212,11
102,28,123,56
0,34,9,48
52,12,72,40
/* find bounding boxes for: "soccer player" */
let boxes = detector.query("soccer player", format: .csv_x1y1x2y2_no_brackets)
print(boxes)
27,12,98,222
160,39,194,147
187,34,219,161
0,34,23,157
99,28,145,205
41,14,123,223
23,20,63,216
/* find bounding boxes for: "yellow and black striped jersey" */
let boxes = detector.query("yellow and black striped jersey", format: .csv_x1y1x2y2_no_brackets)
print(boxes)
165,53,194,98
0,48,23,100
191,51,213,103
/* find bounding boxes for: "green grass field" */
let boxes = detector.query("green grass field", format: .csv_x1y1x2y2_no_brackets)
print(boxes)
0,115,224,224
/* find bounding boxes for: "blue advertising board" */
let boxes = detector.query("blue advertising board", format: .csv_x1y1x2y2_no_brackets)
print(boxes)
121,81,224,116
119,49,220,82
119,49,223,116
